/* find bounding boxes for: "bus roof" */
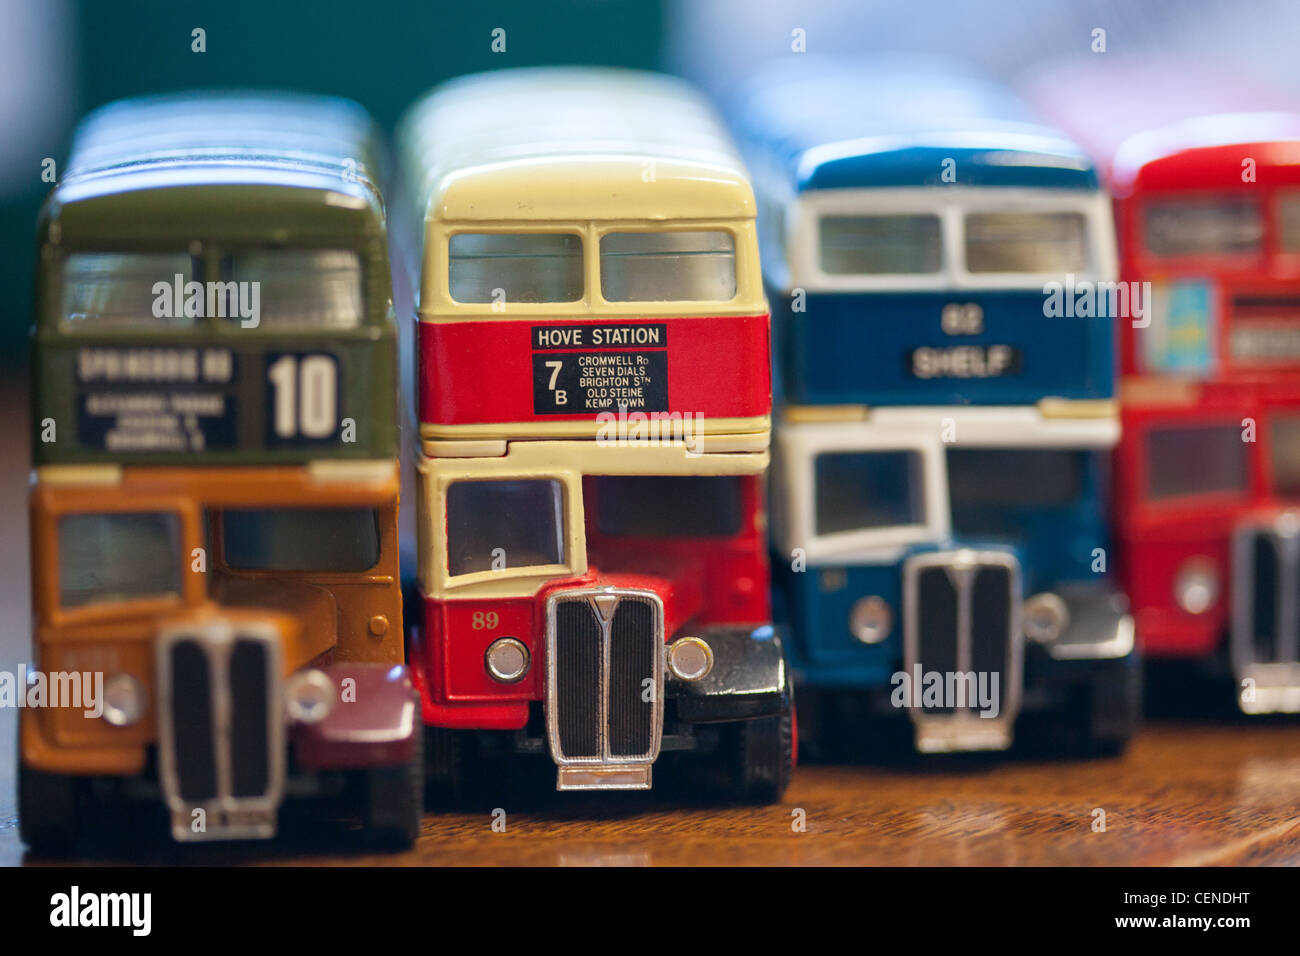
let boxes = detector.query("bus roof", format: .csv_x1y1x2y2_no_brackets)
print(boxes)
1027,60,1300,196
47,91,385,238
398,67,757,225
730,58,1099,193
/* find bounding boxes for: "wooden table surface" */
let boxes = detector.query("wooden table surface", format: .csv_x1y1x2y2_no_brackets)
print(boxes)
1,377,1297,867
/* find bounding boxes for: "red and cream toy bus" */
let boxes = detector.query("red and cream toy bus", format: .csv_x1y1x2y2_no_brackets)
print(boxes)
1034,63,1300,712
397,68,793,798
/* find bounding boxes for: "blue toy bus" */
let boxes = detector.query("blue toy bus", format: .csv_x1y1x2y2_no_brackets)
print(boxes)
731,60,1141,754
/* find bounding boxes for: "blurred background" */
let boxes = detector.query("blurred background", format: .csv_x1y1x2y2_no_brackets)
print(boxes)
4,0,1300,361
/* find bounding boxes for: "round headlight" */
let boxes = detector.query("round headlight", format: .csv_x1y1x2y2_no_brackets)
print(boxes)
667,636,714,681
1023,592,1069,643
102,673,145,727
285,669,336,724
1174,557,1219,615
849,596,892,644
485,637,530,683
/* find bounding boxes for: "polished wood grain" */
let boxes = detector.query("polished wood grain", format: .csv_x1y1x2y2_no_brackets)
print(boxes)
313,722,1300,866
4,722,1298,866
1,378,1297,867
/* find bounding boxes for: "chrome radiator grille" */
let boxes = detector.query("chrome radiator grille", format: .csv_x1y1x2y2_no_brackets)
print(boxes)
903,550,1022,752
1232,517,1300,713
156,622,284,840
546,589,664,789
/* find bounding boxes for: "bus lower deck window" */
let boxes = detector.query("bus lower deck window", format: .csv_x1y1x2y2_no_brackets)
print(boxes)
445,479,565,575
1270,416,1300,496
594,475,743,537
1145,424,1248,500
814,450,925,536
58,511,182,607
221,508,381,572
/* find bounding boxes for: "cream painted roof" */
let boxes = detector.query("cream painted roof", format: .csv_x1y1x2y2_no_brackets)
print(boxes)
398,68,757,225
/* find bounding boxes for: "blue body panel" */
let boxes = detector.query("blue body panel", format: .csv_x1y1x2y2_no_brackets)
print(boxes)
775,449,1110,689
739,60,1132,724
776,290,1115,407
731,57,1114,409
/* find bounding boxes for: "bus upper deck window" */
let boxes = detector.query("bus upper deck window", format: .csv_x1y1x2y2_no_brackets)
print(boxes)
1144,198,1261,258
819,215,940,275
448,233,583,304
965,212,1088,273
62,252,196,327
599,231,736,301
225,249,363,328
1277,192,1300,253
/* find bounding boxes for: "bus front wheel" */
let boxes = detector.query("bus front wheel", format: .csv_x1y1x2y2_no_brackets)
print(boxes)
728,706,794,804
359,737,424,849
18,762,82,856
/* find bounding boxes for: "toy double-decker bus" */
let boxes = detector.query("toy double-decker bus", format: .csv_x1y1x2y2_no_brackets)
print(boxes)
1032,63,1300,713
731,60,1141,754
22,93,421,851
399,68,793,798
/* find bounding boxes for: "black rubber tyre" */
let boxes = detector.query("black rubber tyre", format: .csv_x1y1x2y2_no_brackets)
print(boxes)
1023,665,1143,759
731,707,794,804
424,726,469,805
18,761,82,856
361,736,424,849
1075,658,1144,757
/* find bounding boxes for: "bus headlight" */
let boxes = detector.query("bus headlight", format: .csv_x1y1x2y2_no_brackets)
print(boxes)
285,669,336,724
102,673,145,727
849,596,892,644
1024,592,1069,643
486,638,530,683
1174,558,1219,615
667,636,714,681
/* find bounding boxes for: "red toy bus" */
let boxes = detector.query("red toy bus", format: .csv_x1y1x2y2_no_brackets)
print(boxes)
1034,62,1300,712
397,68,793,798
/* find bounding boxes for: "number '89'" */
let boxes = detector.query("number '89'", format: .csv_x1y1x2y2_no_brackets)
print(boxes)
471,611,499,630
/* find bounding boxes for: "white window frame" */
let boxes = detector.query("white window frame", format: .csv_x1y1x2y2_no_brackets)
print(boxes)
774,419,949,564
773,407,1119,565
867,406,1120,450
784,186,1118,293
